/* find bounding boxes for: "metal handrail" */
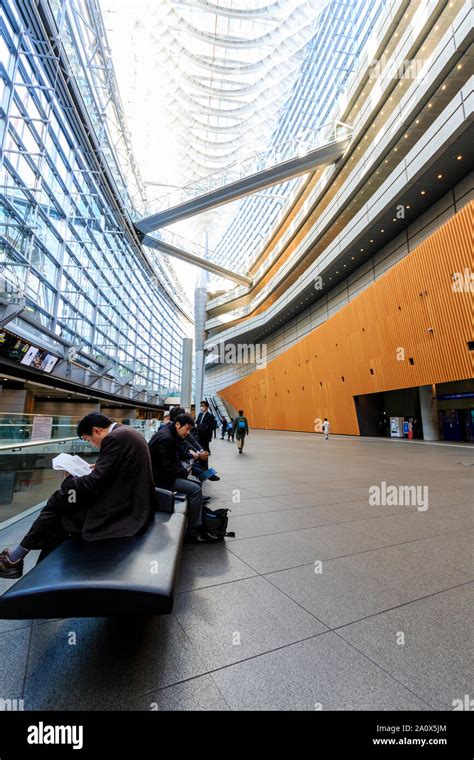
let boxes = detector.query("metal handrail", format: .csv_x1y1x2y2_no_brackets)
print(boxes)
0,436,81,453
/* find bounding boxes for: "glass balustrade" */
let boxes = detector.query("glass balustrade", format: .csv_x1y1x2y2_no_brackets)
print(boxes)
0,437,97,526
0,417,159,526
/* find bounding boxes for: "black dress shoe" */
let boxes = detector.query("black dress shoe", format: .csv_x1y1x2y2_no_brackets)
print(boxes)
0,549,24,579
185,531,219,544
209,475,220,481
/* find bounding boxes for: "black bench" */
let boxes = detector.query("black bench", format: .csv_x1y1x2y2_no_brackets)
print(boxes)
0,491,188,619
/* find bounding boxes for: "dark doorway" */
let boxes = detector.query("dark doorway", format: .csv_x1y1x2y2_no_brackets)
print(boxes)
354,387,422,438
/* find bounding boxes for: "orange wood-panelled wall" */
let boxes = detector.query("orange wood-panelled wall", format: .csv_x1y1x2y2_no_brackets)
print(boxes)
219,203,474,435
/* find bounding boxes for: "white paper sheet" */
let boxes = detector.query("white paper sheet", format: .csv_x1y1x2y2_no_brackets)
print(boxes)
52,453,92,477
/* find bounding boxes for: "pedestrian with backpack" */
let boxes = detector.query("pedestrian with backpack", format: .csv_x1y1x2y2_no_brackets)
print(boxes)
233,409,249,454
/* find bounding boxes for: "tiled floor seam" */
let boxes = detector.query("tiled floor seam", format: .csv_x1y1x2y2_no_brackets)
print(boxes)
224,526,474,575
332,629,437,711
328,579,474,632
20,623,34,703
224,514,474,541
170,611,233,710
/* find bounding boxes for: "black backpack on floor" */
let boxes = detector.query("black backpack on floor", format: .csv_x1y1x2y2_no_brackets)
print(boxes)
202,506,235,540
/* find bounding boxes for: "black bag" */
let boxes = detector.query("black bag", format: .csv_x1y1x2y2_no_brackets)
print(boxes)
154,487,175,514
202,506,235,540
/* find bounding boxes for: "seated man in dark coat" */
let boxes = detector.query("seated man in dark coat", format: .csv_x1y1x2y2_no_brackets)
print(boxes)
0,414,155,578
148,412,217,543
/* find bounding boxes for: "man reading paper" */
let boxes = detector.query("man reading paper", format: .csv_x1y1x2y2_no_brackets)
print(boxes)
0,414,154,578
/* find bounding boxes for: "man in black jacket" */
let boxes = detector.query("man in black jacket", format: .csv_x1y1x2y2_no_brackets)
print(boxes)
195,400,215,453
148,412,216,543
0,413,155,578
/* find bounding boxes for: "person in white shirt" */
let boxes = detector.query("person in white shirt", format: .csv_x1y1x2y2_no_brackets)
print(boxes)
322,418,331,440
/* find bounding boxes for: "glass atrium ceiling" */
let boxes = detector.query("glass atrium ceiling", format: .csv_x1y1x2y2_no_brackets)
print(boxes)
101,0,387,285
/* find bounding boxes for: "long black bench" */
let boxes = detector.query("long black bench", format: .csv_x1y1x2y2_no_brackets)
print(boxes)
0,491,188,619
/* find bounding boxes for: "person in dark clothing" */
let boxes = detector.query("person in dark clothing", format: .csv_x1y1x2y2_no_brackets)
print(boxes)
148,413,217,543
168,407,219,482
0,413,155,579
195,400,215,453
221,416,227,439
233,409,249,454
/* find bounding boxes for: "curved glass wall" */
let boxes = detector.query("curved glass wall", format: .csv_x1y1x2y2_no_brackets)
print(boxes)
1,0,192,396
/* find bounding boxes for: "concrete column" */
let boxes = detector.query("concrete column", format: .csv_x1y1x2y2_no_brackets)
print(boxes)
194,270,208,409
419,385,439,440
180,337,193,411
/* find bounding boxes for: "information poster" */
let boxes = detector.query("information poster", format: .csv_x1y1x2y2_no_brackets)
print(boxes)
31,415,53,441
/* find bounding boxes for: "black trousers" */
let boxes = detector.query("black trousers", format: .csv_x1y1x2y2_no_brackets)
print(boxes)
198,435,212,453
21,486,86,562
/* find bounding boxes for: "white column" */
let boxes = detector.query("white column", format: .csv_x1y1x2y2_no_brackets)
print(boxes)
419,385,439,440
194,269,208,409
180,337,193,411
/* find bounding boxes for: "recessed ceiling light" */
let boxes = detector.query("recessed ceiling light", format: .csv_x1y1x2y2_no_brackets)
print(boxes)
441,84,446,90
421,190,426,195
456,155,462,160
351,256,355,260
392,218,396,222
369,239,374,243
406,205,410,209
360,248,364,251
380,229,385,233
404,134,408,138
394,147,398,152
428,103,432,108
457,64,462,70
437,173,443,179
416,119,420,124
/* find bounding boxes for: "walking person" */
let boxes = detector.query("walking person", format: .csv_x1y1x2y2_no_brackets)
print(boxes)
227,418,234,442
221,416,228,439
322,417,331,440
233,410,249,454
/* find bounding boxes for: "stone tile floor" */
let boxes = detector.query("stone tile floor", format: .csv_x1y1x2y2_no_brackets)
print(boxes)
0,431,472,710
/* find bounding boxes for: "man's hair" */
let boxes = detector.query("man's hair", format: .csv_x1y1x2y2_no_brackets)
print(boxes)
77,413,112,437
238,409,244,415
170,406,185,421
200,400,209,407
174,413,195,427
